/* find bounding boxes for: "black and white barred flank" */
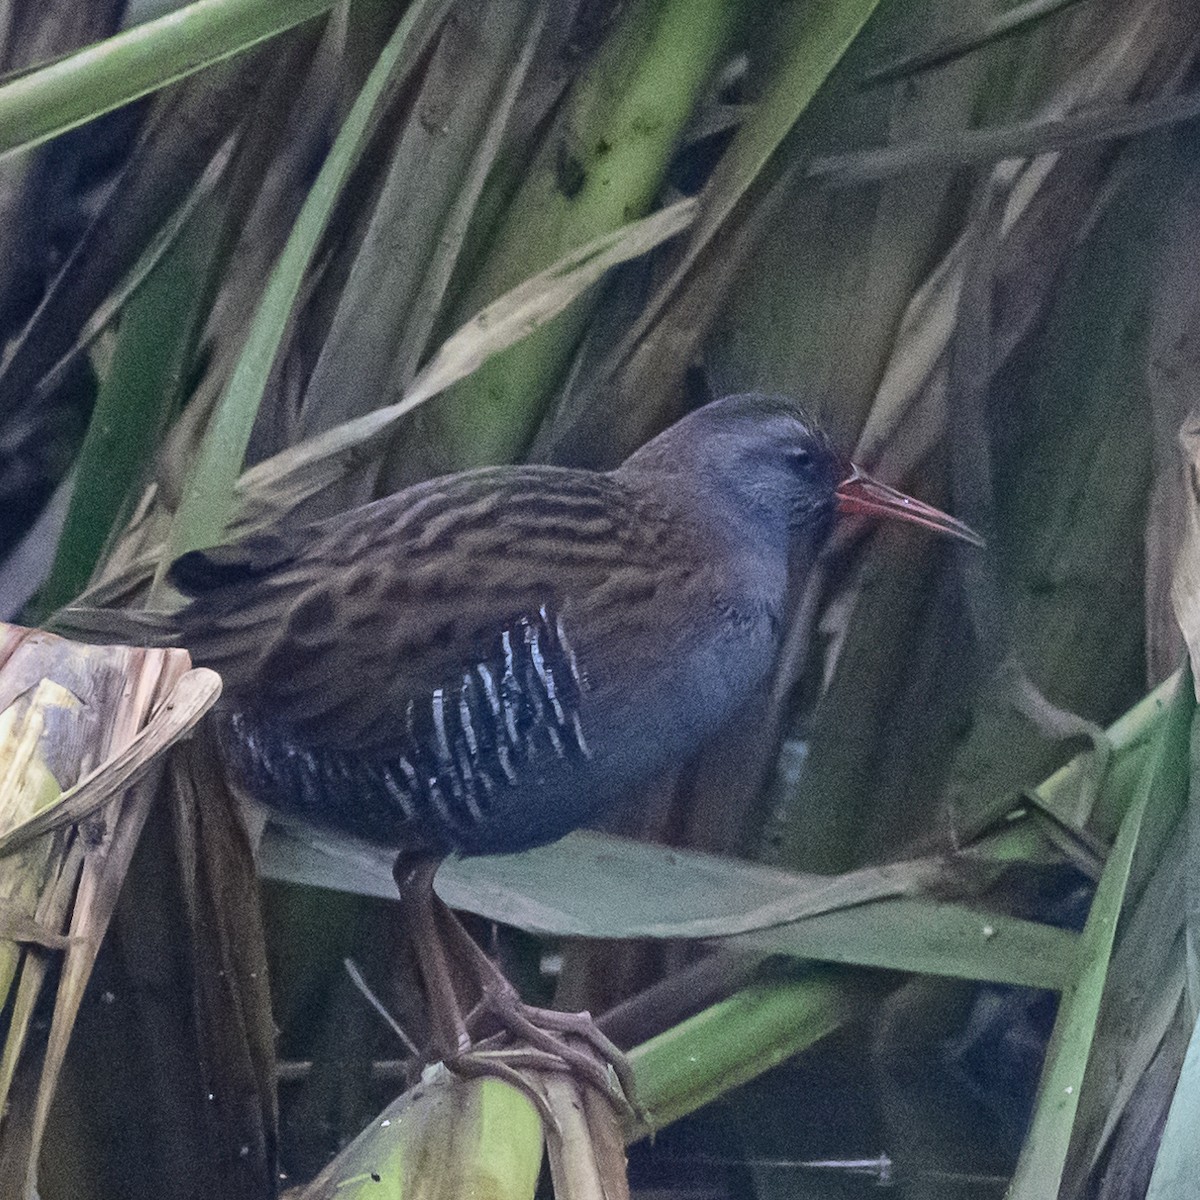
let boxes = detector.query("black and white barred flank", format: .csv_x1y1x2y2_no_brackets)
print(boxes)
218,604,593,855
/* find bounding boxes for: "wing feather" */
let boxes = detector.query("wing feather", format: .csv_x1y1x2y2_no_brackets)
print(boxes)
174,466,690,747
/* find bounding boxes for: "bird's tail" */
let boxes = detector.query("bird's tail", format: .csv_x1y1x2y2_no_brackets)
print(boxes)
49,605,182,648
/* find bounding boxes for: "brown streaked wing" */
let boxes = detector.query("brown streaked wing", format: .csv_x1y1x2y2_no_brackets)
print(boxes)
175,466,688,747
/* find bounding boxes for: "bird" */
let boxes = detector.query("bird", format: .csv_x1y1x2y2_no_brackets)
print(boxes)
147,393,979,862
61,392,981,1096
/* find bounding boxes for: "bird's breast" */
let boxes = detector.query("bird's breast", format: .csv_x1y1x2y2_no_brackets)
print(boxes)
577,590,782,767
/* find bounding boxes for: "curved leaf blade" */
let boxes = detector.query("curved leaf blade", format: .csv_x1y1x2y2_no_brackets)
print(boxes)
0,0,336,161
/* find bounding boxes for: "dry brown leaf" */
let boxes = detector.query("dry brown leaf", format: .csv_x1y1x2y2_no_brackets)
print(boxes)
544,1074,630,1200
0,623,218,1196
0,663,221,855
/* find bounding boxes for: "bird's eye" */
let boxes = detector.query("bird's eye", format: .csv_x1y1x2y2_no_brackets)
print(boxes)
790,449,813,468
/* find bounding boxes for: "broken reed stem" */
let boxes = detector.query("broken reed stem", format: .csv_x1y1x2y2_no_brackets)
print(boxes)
0,621,219,1196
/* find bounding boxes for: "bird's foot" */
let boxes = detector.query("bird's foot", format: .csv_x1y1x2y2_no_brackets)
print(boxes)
455,985,641,1124
429,899,641,1121
393,853,642,1125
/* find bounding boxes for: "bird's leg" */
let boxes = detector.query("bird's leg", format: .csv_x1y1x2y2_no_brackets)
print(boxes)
392,854,470,1060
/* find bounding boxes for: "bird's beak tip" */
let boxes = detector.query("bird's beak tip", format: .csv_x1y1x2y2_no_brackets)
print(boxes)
835,468,985,548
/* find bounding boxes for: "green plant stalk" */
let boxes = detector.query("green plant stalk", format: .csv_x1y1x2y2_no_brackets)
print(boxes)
433,0,735,468
1147,1004,1200,1198
157,0,448,577
861,0,1086,86
294,1073,542,1200
619,677,1186,1148
960,674,1177,863
707,0,962,433
627,965,887,1135
619,0,883,358
0,0,335,161
304,0,545,439
1043,672,1179,841
296,965,883,1193
1006,674,1194,1199
33,192,225,619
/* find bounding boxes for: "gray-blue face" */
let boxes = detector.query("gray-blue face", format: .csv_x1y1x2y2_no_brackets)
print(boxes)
727,409,840,528
616,393,845,546
676,395,843,534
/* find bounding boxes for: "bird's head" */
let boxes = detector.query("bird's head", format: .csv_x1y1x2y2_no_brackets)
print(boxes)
621,393,982,548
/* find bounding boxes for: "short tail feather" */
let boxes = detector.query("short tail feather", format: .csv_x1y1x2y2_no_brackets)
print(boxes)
50,606,182,648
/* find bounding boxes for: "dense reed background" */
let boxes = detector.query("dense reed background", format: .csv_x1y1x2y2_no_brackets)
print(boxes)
1,1,1200,1197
